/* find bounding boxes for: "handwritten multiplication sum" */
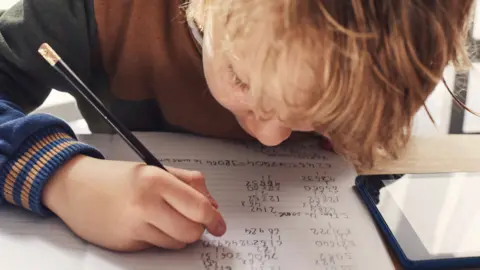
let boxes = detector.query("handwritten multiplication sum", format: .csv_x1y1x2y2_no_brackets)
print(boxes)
202,228,283,251
241,175,282,215
308,222,357,270
239,173,349,220
158,157,331,170
200,251,281,270
309,223,356,251
301,172,350,220
315,252,356,270
302,196,349,220
200,227,282,270
301,171,336,185
245,175,281,192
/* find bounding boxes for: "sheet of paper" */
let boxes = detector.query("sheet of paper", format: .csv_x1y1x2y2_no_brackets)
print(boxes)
0,133,395,270
0,205,87,270
84,133,395,270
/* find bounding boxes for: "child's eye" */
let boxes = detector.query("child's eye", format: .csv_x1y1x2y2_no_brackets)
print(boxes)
227,65,249,92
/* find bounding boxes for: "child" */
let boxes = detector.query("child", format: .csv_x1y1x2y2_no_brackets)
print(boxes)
0,0,473,252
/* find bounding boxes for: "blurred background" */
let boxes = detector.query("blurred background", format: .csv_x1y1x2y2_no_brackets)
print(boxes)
0,0,479,136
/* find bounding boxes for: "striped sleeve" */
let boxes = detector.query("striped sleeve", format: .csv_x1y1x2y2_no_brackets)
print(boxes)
0,126,103,215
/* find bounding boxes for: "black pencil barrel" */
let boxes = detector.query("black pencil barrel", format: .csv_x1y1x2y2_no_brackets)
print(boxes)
53,60,166,171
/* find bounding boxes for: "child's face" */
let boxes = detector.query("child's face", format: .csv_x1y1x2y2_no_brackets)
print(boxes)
190,0,474,168
200,15,315,146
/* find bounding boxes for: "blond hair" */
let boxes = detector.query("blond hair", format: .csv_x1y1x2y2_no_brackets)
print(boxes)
188,0,475,169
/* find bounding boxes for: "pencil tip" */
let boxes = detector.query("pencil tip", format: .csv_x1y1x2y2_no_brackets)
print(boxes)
38,43,60,66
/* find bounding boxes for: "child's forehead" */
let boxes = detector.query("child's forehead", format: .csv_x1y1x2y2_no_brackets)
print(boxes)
216,8,331,122
227,47,321,126
226,28,319,95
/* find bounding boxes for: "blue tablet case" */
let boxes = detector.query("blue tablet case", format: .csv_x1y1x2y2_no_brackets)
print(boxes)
354,175,480,270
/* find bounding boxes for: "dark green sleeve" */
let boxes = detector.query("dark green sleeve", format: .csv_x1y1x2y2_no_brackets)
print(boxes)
0,0,97,111
0,0,105,215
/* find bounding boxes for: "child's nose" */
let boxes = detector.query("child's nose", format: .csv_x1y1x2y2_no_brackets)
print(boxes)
253,119,291,146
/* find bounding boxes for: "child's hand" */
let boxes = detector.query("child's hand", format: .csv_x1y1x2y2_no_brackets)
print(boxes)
41,155,225,252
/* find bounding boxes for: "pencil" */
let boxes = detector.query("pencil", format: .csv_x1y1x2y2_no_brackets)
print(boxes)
38,43,167,171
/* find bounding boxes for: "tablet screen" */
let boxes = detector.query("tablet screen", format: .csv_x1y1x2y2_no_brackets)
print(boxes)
370,172,480,261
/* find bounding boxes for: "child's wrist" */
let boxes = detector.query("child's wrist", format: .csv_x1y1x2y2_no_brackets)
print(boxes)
41,154,90,215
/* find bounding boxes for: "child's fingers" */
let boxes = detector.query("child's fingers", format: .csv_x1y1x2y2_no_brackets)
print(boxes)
166,167,218,208
143,197,206,244
158,170,226,237
136,223,186,250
